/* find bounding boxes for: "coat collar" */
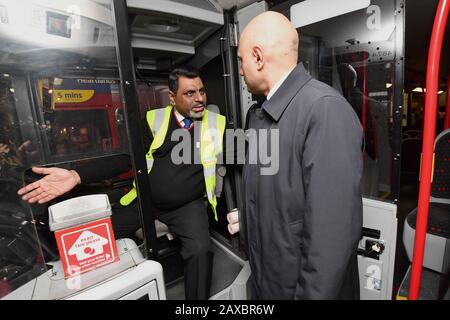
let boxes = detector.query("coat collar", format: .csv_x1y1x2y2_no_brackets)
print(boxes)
262,63,312,122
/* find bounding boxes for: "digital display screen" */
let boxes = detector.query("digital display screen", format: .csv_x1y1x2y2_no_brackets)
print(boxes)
46,11,71,38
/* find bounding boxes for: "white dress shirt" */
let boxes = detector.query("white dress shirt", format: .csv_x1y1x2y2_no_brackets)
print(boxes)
174,109,193,128
266,67,295,101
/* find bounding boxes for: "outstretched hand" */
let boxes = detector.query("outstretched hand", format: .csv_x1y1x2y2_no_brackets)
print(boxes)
17,166,81,204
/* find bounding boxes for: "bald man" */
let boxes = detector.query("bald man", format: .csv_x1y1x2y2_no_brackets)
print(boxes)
238,11,363,299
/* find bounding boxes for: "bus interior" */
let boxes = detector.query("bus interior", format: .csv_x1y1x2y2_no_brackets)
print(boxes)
0,0,448,300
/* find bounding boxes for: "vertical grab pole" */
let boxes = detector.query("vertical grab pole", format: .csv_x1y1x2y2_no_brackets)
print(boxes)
409,0,449,300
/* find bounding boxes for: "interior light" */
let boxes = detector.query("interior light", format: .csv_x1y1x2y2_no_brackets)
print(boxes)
291,0,370,28
145,19,180,33
412,88,446,94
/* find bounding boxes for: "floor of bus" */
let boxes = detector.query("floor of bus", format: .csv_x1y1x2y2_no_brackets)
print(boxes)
394,173,450,300
160,238,243,300
392,172,420,298
134,176,429,300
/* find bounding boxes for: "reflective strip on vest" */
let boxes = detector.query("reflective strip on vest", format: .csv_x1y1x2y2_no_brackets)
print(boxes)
120,106,172,206
207,109,224,154
149,108,166,138
146,158,154,172
201,110,226,221
203,166,216,178
120,106,226,222
144,108,168,172
147,107,171,157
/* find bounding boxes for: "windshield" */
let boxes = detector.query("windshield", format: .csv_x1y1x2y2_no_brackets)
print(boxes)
0,0,145,299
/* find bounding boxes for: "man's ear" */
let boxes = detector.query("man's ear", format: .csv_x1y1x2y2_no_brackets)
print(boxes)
168,90,176,105
252,46,264,71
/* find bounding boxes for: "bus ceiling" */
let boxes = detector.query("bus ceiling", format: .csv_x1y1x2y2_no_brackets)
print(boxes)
0,0,266,73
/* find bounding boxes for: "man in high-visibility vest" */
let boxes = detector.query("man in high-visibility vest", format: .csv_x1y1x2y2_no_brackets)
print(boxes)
117,66,226,300
18,66,226,300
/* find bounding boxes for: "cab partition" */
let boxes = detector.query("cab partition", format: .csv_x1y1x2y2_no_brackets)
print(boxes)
0,0,164,296
0,0,250,300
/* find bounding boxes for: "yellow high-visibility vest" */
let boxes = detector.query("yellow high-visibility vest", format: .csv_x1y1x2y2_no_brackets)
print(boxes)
120,105,226,221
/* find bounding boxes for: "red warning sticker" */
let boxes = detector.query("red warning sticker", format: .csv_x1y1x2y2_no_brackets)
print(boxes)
55,218,119,278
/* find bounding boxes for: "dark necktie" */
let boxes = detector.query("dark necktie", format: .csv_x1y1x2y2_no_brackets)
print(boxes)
183,118,192,129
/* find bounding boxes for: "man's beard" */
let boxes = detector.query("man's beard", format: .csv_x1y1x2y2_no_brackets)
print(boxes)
189,103,205,119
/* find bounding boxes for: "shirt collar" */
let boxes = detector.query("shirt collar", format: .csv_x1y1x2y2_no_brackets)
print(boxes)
174,108,185,123
266,66,296,101
262,63,312,122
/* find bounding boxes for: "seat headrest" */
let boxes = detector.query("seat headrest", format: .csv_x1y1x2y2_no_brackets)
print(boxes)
431,129,450,201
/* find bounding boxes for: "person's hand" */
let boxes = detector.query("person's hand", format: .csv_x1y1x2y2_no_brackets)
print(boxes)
17,166,81,204
226,209,240,235
0,143,10,155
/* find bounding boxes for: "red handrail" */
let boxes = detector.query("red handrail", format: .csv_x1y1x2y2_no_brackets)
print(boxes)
409,0,449,300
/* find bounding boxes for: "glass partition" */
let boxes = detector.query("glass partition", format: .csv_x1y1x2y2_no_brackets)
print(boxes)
0,0,144,299
295,0,402,201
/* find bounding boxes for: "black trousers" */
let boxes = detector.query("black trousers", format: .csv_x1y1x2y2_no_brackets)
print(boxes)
111,198,213,300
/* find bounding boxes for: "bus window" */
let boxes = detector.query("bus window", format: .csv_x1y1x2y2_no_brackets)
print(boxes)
0,73,49,298
36,77,128,163
135,80,170,118
0,0,147,299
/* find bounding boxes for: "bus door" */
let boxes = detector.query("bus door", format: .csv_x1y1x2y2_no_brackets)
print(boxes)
238,0,404,300
125,0,253,299
0,0,165,300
